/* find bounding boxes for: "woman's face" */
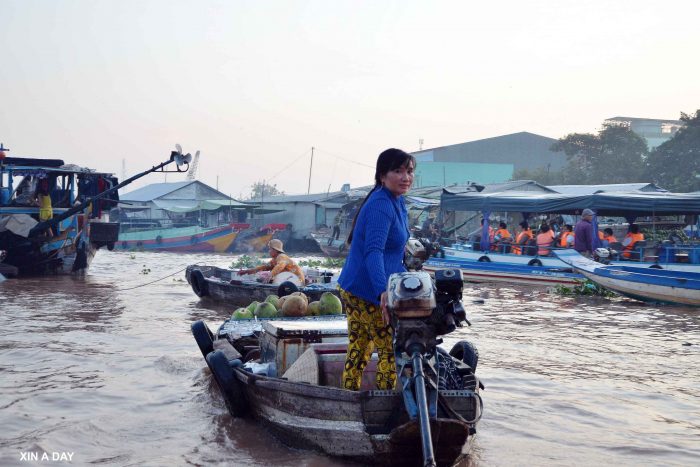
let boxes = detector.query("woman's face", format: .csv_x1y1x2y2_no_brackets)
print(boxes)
381,163,414,196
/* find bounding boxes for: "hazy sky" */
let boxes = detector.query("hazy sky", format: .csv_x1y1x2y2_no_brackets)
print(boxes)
2,0,699,198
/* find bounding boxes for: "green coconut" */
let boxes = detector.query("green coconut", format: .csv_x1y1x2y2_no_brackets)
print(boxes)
319,292,343,315
307,301,321,316
281,295,307,317
246,301,260,314
232,307,254,320
255,301,279,318
265,294,280,310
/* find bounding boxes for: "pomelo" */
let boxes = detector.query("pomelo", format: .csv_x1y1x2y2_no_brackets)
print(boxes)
255,301,278,318
319,292,342,315
307,301,321,316
281,295,307,317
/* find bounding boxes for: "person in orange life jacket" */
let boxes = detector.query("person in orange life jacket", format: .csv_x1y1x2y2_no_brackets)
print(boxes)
493,221,512,252
559,224,575,248
237,239,305,285
622,224,644,259
512,221,533,255
494,222,512,242
536,224,554,256
602,228,617,247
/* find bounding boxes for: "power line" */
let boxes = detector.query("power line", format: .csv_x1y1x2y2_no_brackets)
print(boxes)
313,147,375,169
266,148,312,183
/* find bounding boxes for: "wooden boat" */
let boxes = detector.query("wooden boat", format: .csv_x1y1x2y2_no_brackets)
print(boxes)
192,314,482,466
116,222,249,253
231,223,290,253
0,145,193,276
185,264,339,306
555,249,700,306
309,229,348,258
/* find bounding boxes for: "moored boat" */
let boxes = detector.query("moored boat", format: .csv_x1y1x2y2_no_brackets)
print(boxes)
309,229,348,257
231,223,290,253
0,145,193,276
117,222,249,252
555,249,700,306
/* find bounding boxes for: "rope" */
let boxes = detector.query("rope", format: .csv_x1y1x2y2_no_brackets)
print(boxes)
116,263,202,291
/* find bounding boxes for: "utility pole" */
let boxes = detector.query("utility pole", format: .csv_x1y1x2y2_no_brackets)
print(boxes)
419,138,424,150
307,146,314,194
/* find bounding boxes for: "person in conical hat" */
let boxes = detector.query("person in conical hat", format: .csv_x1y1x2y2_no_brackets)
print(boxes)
237,239,305,286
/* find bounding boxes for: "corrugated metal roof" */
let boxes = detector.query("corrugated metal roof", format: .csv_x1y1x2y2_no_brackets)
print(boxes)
548,183,667,195
480,180,555,193
250,191,349,203
121,181,193,201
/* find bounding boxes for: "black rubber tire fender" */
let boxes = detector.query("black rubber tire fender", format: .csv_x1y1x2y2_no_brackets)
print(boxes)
528,259,543,267
206,350,248,417
191,320,215,359
191,270,209,297
277,281,299,297
649,264,663,269
155,235,163,244
449,340,479,371
477,255,491,262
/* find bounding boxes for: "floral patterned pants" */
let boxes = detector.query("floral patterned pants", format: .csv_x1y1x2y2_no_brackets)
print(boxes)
339,288,396,390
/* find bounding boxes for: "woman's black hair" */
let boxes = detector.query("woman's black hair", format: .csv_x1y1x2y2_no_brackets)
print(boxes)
346,148,416,245
519,221,529,229
604,227,613,235
540,224,550,233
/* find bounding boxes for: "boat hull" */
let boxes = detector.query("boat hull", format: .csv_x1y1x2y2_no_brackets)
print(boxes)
186,264,338,305
197,318,481,467
577,269,700,305
117,223,247,253
424,257,582,286
555,250,700,306
236,369,474,465
443,244,700,272
0,213,114,276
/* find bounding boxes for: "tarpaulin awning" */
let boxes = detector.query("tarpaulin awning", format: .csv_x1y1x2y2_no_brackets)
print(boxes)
0,214,38,238
440,190,700,216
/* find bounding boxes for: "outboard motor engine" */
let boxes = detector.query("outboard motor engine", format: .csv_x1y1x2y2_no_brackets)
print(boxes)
593,247,612,264
387,269,471,467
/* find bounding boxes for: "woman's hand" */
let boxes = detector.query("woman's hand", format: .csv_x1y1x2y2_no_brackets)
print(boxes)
380,292,391,327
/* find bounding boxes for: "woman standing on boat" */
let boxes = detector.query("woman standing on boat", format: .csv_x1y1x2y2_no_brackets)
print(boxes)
337,148,415,391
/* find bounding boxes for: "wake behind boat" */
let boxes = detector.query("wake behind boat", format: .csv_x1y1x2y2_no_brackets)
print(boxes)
555,249,700,306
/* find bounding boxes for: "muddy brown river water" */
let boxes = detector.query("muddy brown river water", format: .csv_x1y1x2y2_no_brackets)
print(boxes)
1,251,698,466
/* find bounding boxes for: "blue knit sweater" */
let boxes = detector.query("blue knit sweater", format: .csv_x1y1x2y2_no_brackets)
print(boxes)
338,186,409,305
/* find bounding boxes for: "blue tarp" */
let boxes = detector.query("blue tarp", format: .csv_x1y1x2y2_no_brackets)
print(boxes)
441,190,700,216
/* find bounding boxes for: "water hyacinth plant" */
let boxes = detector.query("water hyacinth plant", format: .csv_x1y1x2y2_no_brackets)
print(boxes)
230,255,264,269
553,279,617,297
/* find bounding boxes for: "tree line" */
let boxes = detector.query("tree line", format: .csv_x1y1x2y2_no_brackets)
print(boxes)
514,110,700,192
